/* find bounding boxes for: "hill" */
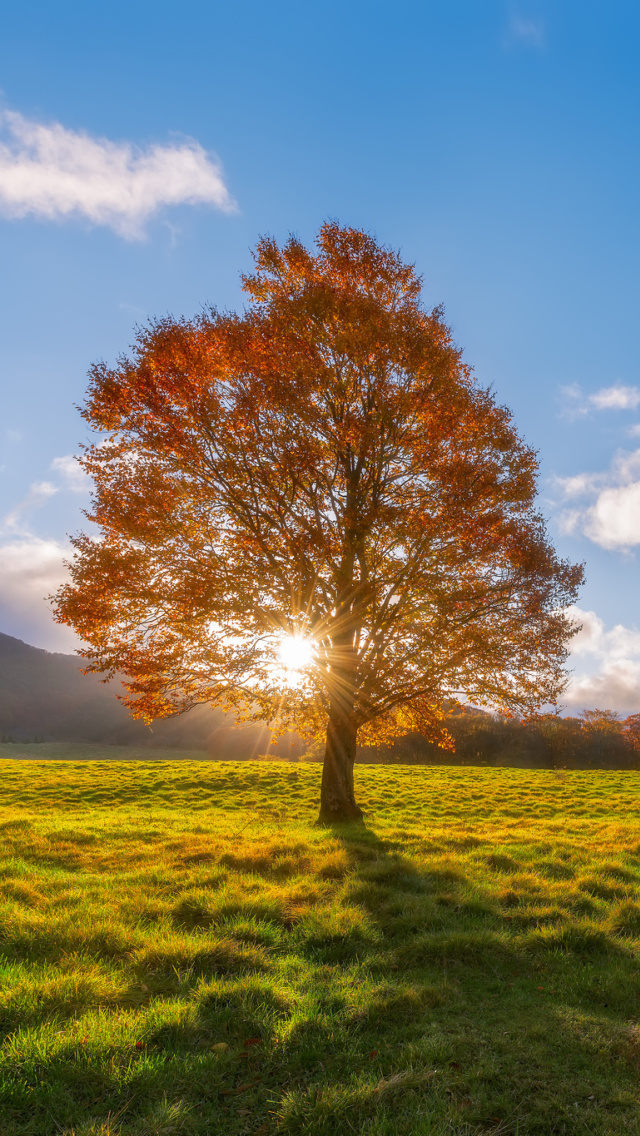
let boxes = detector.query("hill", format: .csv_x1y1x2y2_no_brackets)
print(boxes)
0,633,314,758
0,633,255,751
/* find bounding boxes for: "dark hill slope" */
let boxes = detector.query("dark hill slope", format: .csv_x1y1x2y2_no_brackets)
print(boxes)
0,633,225,747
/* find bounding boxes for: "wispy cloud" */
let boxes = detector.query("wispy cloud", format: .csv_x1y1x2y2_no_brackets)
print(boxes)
564,605,640,712
2,454,90,534
3,481,58,532
0,109,236,239
554,448,640,550
561,382,640,418
505,13,545,48
50,454,89,493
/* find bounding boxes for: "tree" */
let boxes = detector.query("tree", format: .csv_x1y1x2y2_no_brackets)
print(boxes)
54,224,583,822
580,708,623,734
623,713,640,751
527,712,585,768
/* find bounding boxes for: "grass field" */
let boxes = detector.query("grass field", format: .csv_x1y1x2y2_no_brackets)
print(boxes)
0,760,639,1135
0,744,211,762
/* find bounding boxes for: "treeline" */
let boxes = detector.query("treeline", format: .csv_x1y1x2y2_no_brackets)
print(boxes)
363,708,640,770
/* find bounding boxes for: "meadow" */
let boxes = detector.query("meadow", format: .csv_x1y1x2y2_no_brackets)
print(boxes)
0,758,639,1135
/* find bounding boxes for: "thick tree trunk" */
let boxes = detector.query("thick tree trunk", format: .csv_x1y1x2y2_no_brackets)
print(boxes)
317,704,363,824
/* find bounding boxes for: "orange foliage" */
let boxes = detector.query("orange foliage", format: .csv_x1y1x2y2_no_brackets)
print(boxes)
580,708,623,734
623,713,640,751
55,224,583,747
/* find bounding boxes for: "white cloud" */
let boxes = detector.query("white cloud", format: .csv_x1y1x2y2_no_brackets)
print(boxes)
565,605,640,712
554,471,601,500
0,461,89,649
50,454,89,493
584,483,640,549
554,448,640,550
561,382,640,417
0,536,79,651
589,384,640,410
0,108,236,239
568,606,605,655
567,663,640,713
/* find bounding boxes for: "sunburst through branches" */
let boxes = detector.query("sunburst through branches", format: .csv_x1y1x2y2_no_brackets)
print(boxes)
276,635,315,685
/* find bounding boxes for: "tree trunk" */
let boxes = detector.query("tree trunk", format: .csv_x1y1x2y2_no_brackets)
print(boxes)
318,703,363,823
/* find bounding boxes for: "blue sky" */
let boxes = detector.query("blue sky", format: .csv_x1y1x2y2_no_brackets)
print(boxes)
1,0,640,711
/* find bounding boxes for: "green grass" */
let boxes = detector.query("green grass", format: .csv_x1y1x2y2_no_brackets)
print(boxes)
0,760,639,1135
0,743,209,762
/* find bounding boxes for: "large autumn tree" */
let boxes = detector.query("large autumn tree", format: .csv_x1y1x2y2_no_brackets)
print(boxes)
55,224,583,821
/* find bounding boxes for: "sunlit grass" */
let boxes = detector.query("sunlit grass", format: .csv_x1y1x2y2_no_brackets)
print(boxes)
0,760,639,1133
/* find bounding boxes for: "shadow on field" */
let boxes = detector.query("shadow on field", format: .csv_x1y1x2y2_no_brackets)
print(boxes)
2,818,640,1135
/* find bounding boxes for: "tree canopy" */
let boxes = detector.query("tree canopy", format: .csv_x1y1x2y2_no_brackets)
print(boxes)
55,223,583,820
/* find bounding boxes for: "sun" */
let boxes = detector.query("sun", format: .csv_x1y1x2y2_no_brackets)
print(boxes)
277,635,314,673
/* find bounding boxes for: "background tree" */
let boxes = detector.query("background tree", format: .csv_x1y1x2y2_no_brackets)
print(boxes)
623,713,640,752
55,224,583,821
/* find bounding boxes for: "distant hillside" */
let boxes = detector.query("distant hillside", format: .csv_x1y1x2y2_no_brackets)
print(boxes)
0,633,283,754
0,636,464,762
0,632,220,746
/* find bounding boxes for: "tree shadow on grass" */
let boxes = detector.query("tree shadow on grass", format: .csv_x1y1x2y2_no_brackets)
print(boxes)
3,948,640,1136
321,819,506,966
2,822,640,1134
